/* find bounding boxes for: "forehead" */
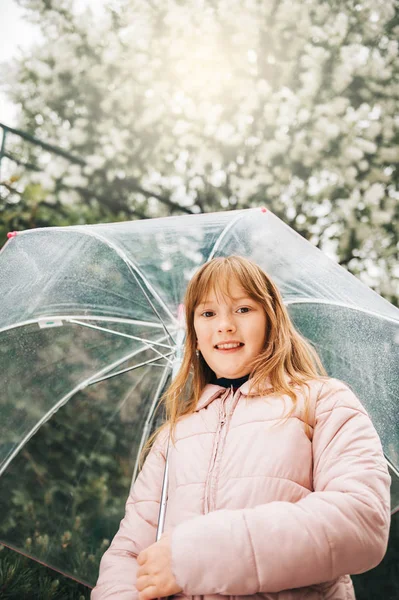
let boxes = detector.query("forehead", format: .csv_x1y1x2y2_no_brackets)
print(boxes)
198,279,249,305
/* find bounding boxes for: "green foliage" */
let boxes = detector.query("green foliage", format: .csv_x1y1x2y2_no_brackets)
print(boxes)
0,367,155,587
0,180,127,248
352,512,399,600
0,545,90,599
0,548,31,598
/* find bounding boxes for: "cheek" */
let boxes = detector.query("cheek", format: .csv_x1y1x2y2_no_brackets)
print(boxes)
195,327,214,351
250,321,267,348
193,321,206,346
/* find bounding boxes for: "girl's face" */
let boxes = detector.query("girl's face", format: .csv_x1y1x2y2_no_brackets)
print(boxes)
193,279,267,379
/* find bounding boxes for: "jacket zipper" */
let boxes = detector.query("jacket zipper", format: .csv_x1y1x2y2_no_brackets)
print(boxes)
203,389,230,514
204,386,237,514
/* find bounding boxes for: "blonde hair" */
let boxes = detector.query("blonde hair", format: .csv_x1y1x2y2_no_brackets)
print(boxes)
141,256,327,464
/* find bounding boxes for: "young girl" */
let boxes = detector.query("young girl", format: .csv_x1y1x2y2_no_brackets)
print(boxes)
92,256,391,600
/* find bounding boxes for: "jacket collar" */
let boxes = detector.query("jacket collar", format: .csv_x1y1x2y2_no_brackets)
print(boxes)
195,385,226,411
195,377,273,411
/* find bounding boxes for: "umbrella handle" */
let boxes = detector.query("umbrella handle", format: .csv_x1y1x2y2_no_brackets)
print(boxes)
156,307,182,595
156,437,170,600
156,436,170,541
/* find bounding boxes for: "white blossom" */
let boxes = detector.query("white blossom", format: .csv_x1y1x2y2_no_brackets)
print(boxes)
364,182,385,205
355,138,377,154
379,147,399,162
4,0,398,300
343,147,364,162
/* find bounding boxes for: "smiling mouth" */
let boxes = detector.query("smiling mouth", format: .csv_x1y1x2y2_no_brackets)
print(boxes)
214,342,244,350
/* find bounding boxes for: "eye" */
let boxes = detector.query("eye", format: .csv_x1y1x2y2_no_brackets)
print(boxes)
237,307,251,313
201,310,215,318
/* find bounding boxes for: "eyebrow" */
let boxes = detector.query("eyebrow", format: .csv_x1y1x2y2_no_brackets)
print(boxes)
199,296,253,304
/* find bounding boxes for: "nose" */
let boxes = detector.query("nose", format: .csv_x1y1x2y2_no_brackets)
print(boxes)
217,314,236,333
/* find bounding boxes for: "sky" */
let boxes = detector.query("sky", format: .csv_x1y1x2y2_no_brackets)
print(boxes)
0,0,108,126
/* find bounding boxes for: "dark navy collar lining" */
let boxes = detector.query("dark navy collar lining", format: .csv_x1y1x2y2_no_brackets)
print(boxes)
214,373,250,389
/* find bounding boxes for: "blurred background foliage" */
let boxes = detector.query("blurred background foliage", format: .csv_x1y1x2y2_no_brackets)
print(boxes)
0,363,168,596
1,0,398,301
0,0,398,597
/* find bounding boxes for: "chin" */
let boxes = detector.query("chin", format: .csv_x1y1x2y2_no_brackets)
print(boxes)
216,370,245,379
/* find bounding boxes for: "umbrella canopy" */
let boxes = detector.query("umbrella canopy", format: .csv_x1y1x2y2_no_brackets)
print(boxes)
0,207,398,587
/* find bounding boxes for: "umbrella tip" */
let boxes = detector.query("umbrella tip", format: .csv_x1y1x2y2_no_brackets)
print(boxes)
7,231,18,239
260,206,267,213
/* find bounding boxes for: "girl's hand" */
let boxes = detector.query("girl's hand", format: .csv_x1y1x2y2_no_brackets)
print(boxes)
137,533,182,600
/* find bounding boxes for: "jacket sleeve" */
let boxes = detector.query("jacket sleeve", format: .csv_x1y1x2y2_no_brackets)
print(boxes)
91,430,167,600
171,379,391,595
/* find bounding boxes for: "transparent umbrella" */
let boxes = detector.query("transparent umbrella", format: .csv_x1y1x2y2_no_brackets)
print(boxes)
0,207,398,589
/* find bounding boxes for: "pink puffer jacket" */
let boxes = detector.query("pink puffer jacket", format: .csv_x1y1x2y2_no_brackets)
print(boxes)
92,377,391,600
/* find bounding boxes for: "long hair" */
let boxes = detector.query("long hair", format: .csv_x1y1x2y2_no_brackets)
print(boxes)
140,256,327,464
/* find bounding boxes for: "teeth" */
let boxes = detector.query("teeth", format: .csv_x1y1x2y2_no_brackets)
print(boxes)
216,343,241,349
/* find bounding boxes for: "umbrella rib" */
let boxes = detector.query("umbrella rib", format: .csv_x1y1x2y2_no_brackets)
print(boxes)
84,337,173,383
0,315,166,336
285,298,399,325
50,367,151,545
386,456,399,479
88,353,174,385
6,226,178,340
0,344,172,477
123,262,176,343
68,319,174,350
131,365,170,483
65,228,178,334
206,210,248,261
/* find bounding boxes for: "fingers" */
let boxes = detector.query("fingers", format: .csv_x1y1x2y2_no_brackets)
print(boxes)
138,585,158,600
137,550,147,566
136,574,152,592
137,564,150,578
